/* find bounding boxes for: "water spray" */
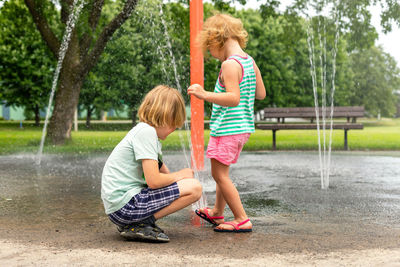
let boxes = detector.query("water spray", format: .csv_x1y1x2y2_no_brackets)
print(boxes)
36,0,85,165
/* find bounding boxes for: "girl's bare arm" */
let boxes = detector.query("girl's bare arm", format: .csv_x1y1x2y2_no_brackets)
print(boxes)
188,60,241,107
254,63,266,100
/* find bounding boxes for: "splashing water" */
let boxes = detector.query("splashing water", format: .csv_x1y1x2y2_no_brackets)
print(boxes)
160,3,207,209
305,0,341,189
139,1,207,208
36,0,85,165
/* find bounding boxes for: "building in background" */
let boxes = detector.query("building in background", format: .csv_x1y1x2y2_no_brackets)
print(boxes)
0,101,25,121
0,100,129,121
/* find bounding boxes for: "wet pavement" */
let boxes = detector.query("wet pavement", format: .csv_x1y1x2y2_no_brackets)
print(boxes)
1,151,400,262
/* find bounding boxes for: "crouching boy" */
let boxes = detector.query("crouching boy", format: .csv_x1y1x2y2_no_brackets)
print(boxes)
101,85,202,242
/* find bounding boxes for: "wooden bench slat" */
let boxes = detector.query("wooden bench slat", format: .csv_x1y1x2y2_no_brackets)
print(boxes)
263,106,365,118
256,123,363,130
264,106,364,112
263,112,364,118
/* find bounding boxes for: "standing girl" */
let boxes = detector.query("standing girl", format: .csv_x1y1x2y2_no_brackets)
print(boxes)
188,13,266,233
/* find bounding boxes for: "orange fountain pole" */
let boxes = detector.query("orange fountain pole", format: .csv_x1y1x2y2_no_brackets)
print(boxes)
190,0,204,171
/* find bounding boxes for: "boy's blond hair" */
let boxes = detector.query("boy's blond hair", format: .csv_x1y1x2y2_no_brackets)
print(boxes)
138,85,186,128
198,13,248,53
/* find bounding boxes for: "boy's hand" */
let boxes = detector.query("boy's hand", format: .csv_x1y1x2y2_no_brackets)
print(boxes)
188,84,207,100
178,168,194,180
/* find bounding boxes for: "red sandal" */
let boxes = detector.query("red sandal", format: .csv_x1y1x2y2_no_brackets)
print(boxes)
214,219,252,233
195,207,224,226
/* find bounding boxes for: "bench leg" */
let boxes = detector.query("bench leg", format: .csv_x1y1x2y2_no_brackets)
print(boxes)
344,130,348,150
273,130,277,150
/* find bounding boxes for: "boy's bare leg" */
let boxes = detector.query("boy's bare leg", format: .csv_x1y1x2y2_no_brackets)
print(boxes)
154,178,202,220
210,159,252,230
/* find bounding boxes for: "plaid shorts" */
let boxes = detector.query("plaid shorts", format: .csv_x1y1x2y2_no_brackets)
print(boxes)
108,182,180,227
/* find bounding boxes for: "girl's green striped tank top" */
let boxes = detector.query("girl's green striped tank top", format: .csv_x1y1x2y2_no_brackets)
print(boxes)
210,54,257,137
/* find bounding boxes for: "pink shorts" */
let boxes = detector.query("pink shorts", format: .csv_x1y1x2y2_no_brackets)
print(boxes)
206,133,250,166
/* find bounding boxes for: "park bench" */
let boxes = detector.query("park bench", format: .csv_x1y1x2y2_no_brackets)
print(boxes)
255,106,364,150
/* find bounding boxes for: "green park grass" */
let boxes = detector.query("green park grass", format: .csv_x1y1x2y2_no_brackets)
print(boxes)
0,118,399,155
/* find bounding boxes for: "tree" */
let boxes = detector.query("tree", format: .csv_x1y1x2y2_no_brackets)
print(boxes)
24,0,138,144
349,46,400,117
78,1,134,128
80,0,191,126
200,5,313,113
0,0,54,126
79,70,120,127
375,0,400,33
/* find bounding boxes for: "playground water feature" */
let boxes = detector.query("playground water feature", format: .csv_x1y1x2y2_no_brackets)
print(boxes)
25,0,397,232
305,0,342,189
150,0,345,198
141,1,208,209
2,1,400,257
36,0,344,194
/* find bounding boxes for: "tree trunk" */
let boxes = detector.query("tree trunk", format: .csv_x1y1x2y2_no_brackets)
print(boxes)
47,73,83,144
26,0,139,144
131,109,137,127
47,35,83,144
34,104,40,126
86,106,92,128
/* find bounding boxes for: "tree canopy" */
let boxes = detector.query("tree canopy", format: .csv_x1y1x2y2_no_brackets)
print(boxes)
80,0,400,119
0,0,55,125
1,0,399,130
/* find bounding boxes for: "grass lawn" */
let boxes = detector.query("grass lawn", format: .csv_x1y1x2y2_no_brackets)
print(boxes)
0,118,399,155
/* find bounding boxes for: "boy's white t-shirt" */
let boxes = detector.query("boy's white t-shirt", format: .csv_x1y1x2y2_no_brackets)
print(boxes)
101,122,162,214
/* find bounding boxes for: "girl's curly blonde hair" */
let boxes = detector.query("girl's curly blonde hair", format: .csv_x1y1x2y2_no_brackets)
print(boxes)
198,13,248,53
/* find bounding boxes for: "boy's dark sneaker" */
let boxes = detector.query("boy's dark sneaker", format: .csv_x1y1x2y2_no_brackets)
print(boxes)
119,216,169,243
